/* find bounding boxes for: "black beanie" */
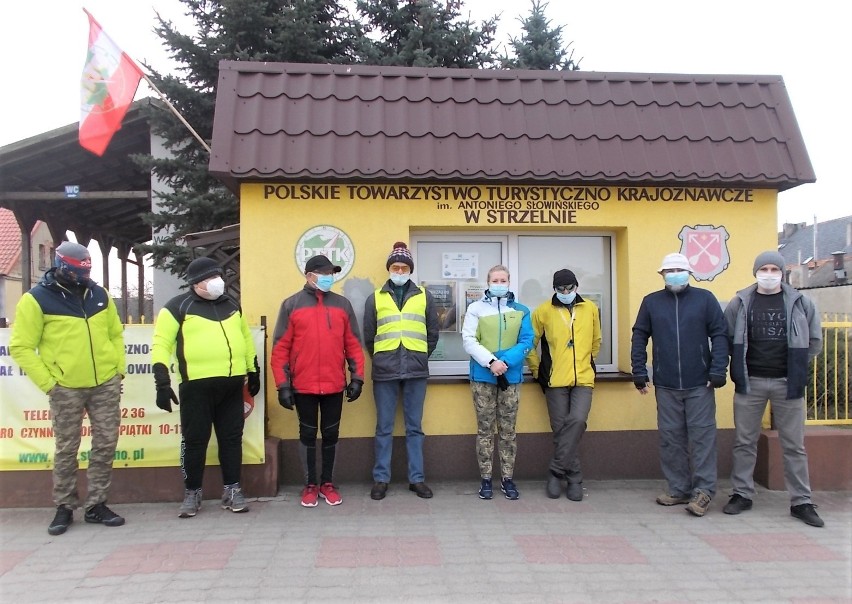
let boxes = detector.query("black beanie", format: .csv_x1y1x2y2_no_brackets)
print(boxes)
552,269,578,288
185,257,223,285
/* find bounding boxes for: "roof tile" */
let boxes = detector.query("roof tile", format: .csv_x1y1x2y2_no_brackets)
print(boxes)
211,63,815,192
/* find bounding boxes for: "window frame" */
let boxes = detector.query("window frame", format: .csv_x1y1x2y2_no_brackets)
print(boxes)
411,230,618,376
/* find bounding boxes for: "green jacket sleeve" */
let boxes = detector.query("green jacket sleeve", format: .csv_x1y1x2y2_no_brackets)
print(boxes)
9,293,54,393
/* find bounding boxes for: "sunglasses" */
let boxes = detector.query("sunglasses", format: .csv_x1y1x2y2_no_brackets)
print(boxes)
554,285,576,294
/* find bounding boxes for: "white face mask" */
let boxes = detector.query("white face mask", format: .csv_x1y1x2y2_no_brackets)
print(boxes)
756,272,782,291
198,276,225,299
389,272,410,286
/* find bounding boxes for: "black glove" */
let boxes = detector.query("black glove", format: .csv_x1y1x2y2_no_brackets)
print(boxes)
247,373,261,397
709,374,727,388
496,374,510,391
153,362,179,412
277,387,295,410
246,356,261,396
345,380,363,402
633,376,649,390
156,387,179,412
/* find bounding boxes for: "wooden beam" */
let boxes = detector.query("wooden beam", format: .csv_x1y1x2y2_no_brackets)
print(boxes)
0,191,149,201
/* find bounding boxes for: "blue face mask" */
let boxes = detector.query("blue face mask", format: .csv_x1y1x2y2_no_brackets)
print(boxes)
489,284,509,298
556,291,576,305
389,272,410,286
664,271,690,287
314,274,335,292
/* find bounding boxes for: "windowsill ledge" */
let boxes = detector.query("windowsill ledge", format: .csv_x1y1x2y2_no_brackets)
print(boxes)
428,372,635,385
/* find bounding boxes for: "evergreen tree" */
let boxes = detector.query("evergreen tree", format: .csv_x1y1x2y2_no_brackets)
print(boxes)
502,0,581,70
139,0,580,275
355,0,500,68
137,0,362,273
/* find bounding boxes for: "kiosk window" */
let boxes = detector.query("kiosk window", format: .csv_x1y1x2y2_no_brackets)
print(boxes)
413,233,615,376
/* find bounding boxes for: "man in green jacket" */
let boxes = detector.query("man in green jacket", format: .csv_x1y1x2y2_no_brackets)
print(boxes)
152,257,260,518
11,241,126,536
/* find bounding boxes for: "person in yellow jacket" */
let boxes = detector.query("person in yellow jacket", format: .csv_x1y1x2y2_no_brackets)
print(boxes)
11,241,126,535
527,269,601,501
151,257,260,519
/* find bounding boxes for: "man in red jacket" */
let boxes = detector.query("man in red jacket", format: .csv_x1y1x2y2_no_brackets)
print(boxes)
271,255,365,507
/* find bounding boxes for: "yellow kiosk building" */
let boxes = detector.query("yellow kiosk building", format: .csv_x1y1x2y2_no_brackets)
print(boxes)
209,62,814,485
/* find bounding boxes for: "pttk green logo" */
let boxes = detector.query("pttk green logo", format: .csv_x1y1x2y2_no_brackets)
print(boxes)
295,225,355,281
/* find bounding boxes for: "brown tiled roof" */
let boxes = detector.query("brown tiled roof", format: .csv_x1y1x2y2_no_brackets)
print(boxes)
209,62,815,193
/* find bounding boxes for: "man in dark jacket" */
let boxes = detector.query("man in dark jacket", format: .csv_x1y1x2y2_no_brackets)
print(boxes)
631,253,728,517
152,257,260,518
11,241,126,535
722,251,824,527
363,242,439,500
271,255,365,507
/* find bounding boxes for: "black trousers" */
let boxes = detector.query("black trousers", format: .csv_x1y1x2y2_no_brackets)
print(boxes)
295,392,344,485
179,376,245,489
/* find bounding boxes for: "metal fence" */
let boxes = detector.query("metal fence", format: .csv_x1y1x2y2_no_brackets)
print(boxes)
807,313,851,425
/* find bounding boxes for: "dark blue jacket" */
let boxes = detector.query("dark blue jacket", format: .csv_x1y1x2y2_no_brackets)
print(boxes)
631,285,728,389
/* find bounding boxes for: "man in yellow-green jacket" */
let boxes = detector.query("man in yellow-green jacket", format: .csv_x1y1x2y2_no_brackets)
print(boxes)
527,269,601,502
11,241,126,536
151,257,260,519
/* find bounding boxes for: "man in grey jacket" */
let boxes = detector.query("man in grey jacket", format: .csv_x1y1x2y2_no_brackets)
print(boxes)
722,251,824,527
363,242,439,500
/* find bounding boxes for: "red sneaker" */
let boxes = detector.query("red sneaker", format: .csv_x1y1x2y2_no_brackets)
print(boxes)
319,482,342,506
300,484,319,507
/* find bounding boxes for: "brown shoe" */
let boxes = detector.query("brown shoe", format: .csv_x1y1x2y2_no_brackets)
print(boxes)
370,482,388,501
408,482,433,499
656,493,691,506
686,492,712,517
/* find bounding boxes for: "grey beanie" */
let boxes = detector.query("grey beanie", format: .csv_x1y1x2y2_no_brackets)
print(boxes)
752,251,786,275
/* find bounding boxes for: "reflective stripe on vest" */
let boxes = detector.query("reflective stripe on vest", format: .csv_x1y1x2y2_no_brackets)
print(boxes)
373,287,428,353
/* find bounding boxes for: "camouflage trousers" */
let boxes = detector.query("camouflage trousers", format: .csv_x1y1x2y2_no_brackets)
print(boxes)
471,381,520,479
48,375,122,508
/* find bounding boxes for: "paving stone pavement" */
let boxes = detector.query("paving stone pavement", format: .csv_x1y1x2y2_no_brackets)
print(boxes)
0,479,849,603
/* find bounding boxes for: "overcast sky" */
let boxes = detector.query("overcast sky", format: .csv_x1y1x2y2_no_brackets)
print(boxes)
2,0,850,231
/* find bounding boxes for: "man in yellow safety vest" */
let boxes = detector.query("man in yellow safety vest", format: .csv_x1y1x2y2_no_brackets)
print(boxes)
363,242,439,501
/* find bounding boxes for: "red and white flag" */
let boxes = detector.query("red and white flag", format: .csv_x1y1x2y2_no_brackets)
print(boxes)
79,9,144,156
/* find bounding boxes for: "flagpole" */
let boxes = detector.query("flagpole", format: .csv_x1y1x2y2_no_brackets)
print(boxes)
140,74,212,154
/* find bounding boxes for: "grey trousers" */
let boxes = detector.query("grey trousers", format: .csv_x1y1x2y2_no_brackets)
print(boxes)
731,376,812,505
654,385,717,498
544,386,593,483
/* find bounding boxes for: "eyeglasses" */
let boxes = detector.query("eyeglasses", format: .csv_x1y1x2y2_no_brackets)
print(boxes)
554,285,576,294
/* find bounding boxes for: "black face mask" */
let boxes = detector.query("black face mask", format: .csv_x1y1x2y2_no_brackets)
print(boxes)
54,267,90,288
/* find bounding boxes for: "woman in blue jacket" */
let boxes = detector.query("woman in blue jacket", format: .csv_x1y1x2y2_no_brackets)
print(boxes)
462,265,534,500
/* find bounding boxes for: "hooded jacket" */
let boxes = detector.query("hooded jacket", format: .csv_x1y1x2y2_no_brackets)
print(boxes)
152,288,255,383
724,282,821,399
270,285,364,394
363,279,439,381
462,290,533,385
631,285,728,390
10,269,125,393
528,294,601,389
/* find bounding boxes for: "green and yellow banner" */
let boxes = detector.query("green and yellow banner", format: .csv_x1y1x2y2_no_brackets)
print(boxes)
0,325,266,471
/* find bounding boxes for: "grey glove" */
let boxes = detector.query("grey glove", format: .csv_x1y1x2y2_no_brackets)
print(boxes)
277,387,295,410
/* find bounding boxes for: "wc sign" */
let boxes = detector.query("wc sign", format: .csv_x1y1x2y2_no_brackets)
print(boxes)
64,185,80,198
295,225,355,280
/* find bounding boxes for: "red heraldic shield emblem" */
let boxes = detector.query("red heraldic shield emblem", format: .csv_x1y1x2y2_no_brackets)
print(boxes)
678,225,730,281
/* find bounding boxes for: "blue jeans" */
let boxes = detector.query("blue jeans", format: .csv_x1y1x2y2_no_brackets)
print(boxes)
730,376,812,505
372,378,427,483
654,385,717,498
